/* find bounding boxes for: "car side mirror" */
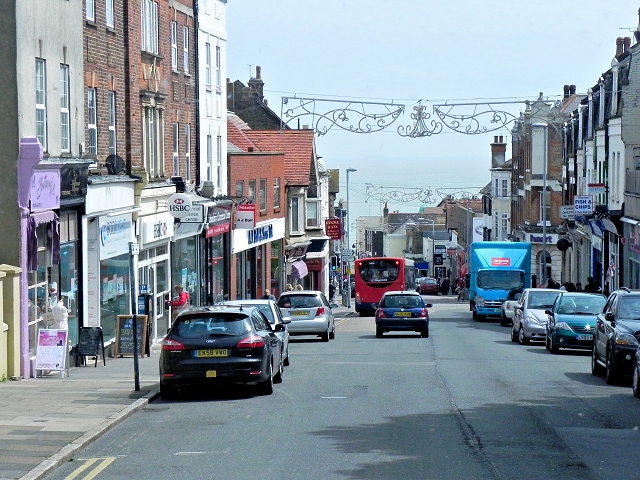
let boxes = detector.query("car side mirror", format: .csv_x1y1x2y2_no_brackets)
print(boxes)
281,316,291,324
274,324,286,332
425,303,433,308
545,310,552,315
606,312,615,322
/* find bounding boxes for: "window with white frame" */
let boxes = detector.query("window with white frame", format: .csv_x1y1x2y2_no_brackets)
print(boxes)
183,26,189,74
500,213,508,240
290,195,303,233
172,122,179,176
108,91,116,155
86,0,95,21
205,42,211,86
306,199,321,228
206,134,212,181
259,179,267,211
170,22,178,70
106,0,114,28
60,64,70,152
141,0,159,55
493,178,498,197
248,180,256,204
185,124,191,182
87,88,97,155
215,45,221,89
216,135,222,189
36,59,47,150
143,105,164,178
273,178,280,208
501,178,508,198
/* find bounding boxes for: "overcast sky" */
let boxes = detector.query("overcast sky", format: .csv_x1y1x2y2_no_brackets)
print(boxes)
226,1,639,206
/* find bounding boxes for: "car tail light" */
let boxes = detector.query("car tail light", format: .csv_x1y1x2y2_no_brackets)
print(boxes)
237,335,265,349
377,309,386,318
419,308,428,318
161,338,185,351
316,306,325,316
506,304,512,311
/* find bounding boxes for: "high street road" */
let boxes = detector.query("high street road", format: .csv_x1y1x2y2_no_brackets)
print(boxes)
43,297,640,480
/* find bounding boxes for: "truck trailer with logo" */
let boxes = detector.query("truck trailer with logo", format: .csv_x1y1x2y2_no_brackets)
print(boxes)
468,241,532,320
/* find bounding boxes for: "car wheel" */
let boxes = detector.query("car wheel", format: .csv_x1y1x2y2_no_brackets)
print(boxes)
421,328,429,338
545,334,550,350
472,308,477,320
633,364,640,399
510,323,518,342
500,312,509,327
376,328,383,338
329,323,335,340
549,335,559,354
160,381,175,400
283,347,290,367
605,348,619,385
518,326,529,345
274,356,284,384
258,361,274,395
321,328,330,342
591,342,605,377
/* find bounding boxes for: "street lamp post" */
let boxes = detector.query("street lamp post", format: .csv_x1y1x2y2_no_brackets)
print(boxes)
533,123,548,287
346,168,357,308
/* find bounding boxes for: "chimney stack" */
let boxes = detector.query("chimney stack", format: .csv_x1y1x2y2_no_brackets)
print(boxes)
563,85,570,98
491,135,507,168
623,37,631,53
248,65,265,101
569,85,576,95
616,37,624,57
636,8,640,43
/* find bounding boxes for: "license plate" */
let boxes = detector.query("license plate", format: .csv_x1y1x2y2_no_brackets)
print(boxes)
206,370,217,378
394,311,412,317
196,349,228,358
291,311,307,316
575,334,593,341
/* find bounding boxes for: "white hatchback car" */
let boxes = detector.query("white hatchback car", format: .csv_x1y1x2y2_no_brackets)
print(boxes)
277,290,335,342
511,288,561,345
500,290,522,327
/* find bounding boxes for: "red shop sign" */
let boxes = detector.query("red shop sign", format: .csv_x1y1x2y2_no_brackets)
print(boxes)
325,218,342,240
305,258,323,271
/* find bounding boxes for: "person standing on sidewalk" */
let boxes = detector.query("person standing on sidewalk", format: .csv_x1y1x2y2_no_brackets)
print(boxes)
168,284,190,319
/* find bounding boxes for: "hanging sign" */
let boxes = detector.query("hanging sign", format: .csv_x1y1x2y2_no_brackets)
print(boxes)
235,204,256,229
167,193,192,219
325,218,342,240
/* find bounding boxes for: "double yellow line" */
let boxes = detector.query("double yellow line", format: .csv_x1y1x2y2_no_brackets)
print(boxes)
64,457,116,480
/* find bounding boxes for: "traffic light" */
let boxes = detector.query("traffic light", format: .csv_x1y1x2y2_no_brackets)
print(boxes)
331,254,339,271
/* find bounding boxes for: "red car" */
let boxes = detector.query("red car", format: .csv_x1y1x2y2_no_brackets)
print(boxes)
418,277,440,295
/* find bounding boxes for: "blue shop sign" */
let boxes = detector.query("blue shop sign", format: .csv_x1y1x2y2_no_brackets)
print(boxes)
248,224,274,245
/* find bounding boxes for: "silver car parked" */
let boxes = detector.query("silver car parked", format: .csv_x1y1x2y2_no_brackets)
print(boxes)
223,299,291,367
277,290,335,342
511,288,561,345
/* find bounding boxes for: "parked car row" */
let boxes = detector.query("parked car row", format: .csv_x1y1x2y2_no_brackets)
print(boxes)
159,290,335,399
505,286,640,400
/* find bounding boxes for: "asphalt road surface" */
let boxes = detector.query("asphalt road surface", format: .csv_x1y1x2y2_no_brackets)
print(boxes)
44,297,640,480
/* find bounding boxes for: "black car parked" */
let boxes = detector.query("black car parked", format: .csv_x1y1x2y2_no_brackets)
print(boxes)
159,305,284,398
592,288,640,384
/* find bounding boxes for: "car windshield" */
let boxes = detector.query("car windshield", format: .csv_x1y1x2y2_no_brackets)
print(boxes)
382,295,422,308
527,292,560,310
477,270,524,290
174,314,251,338
618,297,640,319
556,295,606,315
278,294,321,309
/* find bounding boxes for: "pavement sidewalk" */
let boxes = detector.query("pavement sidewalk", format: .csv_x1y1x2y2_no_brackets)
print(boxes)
0,301,357,480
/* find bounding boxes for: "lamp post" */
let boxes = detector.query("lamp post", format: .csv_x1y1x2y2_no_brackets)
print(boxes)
346,168,357,308
533,123,548,287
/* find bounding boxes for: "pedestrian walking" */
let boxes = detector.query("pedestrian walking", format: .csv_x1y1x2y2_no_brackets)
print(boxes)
329,282,336,302
456,277,466,302
261,289,276,300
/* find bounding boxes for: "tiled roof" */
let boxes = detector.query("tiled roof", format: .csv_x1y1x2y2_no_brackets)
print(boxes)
245,130,315,186
227,114,260,152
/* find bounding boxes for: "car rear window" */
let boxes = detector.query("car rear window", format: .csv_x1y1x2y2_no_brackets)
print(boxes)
174,314,251,338
254,305,275,324
278,295,321,308
382,295,423,308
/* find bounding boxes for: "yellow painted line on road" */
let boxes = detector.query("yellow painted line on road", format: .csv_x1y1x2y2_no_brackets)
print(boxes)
65,457,116,480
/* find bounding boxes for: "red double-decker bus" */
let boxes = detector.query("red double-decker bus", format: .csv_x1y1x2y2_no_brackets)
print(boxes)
354,257,415,316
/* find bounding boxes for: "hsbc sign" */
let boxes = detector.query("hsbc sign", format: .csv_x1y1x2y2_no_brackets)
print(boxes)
167,193,192,219
491,258,511,267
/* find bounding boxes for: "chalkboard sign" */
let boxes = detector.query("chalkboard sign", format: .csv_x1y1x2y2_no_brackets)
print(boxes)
115,315,148,358
75,327,105,367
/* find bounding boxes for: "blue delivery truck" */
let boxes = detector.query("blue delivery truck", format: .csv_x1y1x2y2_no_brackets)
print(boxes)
468,241,531,321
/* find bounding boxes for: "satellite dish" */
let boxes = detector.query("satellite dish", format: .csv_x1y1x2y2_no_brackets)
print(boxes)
105,155,126,175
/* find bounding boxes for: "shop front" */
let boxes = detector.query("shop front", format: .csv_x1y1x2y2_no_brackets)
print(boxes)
304,237,330,294
82,178,136,345
232,218,285,300
203,204,231,304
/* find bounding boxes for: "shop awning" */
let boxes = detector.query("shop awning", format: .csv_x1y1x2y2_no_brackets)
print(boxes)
305,238,329,258
601,218,618,235
290,260,308,279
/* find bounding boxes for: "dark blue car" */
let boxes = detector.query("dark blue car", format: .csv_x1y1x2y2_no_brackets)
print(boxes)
374,291,432,338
